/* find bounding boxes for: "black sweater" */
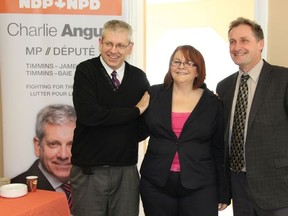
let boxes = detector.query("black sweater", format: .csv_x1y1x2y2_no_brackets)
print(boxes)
71,56,150,167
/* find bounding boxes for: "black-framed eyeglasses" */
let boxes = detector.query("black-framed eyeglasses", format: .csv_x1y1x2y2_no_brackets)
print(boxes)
102,41,131,50
171,60,195,68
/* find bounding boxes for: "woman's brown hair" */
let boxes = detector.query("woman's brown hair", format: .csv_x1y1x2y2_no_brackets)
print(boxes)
163,45,206,89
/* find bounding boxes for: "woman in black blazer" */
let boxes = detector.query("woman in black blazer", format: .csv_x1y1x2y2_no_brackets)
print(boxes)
140,45,230,216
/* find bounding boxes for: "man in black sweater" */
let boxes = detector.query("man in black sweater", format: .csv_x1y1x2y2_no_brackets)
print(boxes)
70,20,150,216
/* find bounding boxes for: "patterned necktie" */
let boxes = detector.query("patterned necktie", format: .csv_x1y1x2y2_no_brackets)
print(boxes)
61,183,72,210
230,74,250,173
111,71,120,89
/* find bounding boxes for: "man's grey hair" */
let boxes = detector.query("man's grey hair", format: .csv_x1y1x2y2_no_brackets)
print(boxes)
101,19,133,42
35,104,76,142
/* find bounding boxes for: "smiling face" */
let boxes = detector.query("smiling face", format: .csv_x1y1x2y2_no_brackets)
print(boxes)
228,24,264,72
99,29,133,71
34,122,75,183
170,50,198,86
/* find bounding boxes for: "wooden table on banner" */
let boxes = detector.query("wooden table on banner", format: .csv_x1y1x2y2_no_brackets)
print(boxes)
0,189,70,216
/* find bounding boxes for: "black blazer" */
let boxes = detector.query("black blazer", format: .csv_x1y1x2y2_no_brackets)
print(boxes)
216,60,288,209
140,84,230,204
11,159,55,191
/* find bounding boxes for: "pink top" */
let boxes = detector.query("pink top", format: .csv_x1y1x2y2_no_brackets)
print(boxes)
170,112,190,172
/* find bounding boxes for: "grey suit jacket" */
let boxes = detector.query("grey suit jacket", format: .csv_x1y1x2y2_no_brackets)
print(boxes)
11,159,55,191
216,60,288,209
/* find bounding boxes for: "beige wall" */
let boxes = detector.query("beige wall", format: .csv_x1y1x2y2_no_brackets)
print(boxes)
267,0,288,67
146,0,254,44
0,81,2,177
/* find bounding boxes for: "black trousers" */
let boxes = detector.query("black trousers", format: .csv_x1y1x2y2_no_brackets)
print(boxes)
140,172,218,216
231,171,288,216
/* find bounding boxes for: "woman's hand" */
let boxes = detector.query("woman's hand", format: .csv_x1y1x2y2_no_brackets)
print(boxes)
136,91,150,114
218,203,228,211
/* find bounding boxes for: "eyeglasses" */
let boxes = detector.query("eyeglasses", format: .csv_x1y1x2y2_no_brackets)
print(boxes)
102,41,131,50
171,60,195,68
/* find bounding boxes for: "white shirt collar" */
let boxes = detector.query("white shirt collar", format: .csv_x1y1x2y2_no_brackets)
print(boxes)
100,55,125,82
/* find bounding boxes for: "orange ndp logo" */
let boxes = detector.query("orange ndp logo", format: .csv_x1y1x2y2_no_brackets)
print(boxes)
0,0,122,15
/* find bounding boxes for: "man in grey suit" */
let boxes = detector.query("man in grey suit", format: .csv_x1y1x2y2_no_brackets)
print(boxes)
216,17,288,216
11,104,76,200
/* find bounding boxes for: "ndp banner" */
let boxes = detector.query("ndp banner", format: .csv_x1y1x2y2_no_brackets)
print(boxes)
0,0,129,178
0,0,122,15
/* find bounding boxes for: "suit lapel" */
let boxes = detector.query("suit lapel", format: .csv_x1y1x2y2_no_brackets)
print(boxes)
171,87,214,138
158,85,207,139
185,88,210,124
248,61,272,129
158,86,175,137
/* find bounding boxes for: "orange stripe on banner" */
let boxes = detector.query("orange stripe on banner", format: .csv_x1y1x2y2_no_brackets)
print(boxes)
0,0,122,15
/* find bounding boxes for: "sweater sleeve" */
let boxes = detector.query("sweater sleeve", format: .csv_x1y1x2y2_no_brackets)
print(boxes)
72,59,143,127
